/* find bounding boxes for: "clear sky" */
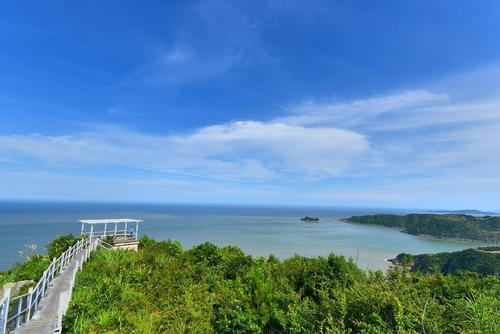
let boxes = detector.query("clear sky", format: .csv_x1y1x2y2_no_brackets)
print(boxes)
1,1,499,210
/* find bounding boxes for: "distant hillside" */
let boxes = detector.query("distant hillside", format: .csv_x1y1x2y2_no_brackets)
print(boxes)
428,209,497,215
391,248,500,276
345,214,500,242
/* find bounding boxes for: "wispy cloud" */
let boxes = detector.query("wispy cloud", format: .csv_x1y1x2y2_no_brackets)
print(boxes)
0,121,370,180
127,46,240,85
279,90,449,128
124,0,267,86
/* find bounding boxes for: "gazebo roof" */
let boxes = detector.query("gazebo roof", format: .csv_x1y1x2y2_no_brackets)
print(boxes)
79,218,142,225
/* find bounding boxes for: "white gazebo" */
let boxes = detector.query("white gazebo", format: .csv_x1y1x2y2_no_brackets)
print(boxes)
79,218,142,245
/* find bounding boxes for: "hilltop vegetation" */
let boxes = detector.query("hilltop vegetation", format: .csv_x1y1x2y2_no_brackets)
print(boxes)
62,237,500,333
0,234,80,289
346,213,500,242
392,248,500,276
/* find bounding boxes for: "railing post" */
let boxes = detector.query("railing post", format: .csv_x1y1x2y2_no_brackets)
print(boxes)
33,286,39,311
26,287,33,320
15,295,22,328
0,287,11,334
55,291,66,333
42,270,47,295
51,259,56,281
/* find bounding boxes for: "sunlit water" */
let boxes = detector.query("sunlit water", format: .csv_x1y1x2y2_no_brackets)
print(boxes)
0,201,489,271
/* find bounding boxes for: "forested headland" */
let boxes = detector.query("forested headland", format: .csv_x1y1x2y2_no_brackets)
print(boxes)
391,248,500,276
345,213,500,242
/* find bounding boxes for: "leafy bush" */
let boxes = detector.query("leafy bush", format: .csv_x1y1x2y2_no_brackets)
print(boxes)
0,254,51,288
1,234,82,288
46,234,81,259
62,237,500,333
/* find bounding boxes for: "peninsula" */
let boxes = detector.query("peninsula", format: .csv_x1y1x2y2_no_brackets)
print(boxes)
344,213,500,242
389,247,500,276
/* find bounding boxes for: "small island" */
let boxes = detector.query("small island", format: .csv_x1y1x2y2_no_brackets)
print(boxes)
301,216,320,223
344,213,499,242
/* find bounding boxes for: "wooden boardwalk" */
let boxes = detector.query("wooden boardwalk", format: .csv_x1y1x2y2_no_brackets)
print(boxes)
10,250,86,334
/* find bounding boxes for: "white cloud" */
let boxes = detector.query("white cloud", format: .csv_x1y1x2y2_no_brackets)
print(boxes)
0,121,370,180
278,90,449,127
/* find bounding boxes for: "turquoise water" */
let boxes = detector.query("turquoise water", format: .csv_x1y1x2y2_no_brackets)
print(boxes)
0,201,488,271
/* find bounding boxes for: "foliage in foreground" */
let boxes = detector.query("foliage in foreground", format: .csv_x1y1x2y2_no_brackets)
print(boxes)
46,234,82,259
0,234,81,289
63,237,500,333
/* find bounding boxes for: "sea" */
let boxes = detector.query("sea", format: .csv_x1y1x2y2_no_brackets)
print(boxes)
0,201,489,272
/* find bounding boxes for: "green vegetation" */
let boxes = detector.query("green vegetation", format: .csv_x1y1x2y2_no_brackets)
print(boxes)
62,236,500,333
393,249,500,277
102,235,116,246
301,216,320,222
47,234,82,259
0,255,50,289
0,234,80,288
346,214,500,242
478,246,500,252
390,253,415,267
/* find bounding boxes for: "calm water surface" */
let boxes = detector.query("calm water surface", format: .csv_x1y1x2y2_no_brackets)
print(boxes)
0,201,488,271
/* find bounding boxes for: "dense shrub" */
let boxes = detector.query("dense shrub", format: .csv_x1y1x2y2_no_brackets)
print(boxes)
0,255,51,288
1,234,81,289
63,237,500,333
46,234,81,259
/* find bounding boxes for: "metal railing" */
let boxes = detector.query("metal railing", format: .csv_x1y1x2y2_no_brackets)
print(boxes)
81,230,138,241
0,237,100,334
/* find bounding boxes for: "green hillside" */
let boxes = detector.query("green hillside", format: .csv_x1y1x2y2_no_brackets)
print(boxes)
392,248,500,276
346,213,500,242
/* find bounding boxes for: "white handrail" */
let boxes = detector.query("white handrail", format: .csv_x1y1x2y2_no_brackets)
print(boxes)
0,238,97,333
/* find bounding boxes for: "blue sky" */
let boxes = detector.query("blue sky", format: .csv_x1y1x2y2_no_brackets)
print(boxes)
1,1,500,209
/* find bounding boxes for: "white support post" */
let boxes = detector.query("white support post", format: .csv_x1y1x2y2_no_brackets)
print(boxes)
26,287,33,321
135,221,139,240
104,223,107,237
124,222,128,238
15,295,22,328
42,270,47,295
80,222,85,237
56,291,67,332
89,224,94,239
114,222,118,237
1,287,11,334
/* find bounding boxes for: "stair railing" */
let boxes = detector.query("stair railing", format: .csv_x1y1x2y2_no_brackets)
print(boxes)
0,237,97,333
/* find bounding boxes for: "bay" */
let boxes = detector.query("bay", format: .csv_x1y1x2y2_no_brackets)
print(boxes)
0,201,487,271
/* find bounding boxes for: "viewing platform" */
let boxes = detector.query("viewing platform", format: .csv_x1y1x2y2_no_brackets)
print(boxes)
79,218,142,251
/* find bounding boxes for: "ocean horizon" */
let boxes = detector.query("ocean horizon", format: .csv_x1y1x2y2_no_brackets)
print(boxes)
0,200,489,272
